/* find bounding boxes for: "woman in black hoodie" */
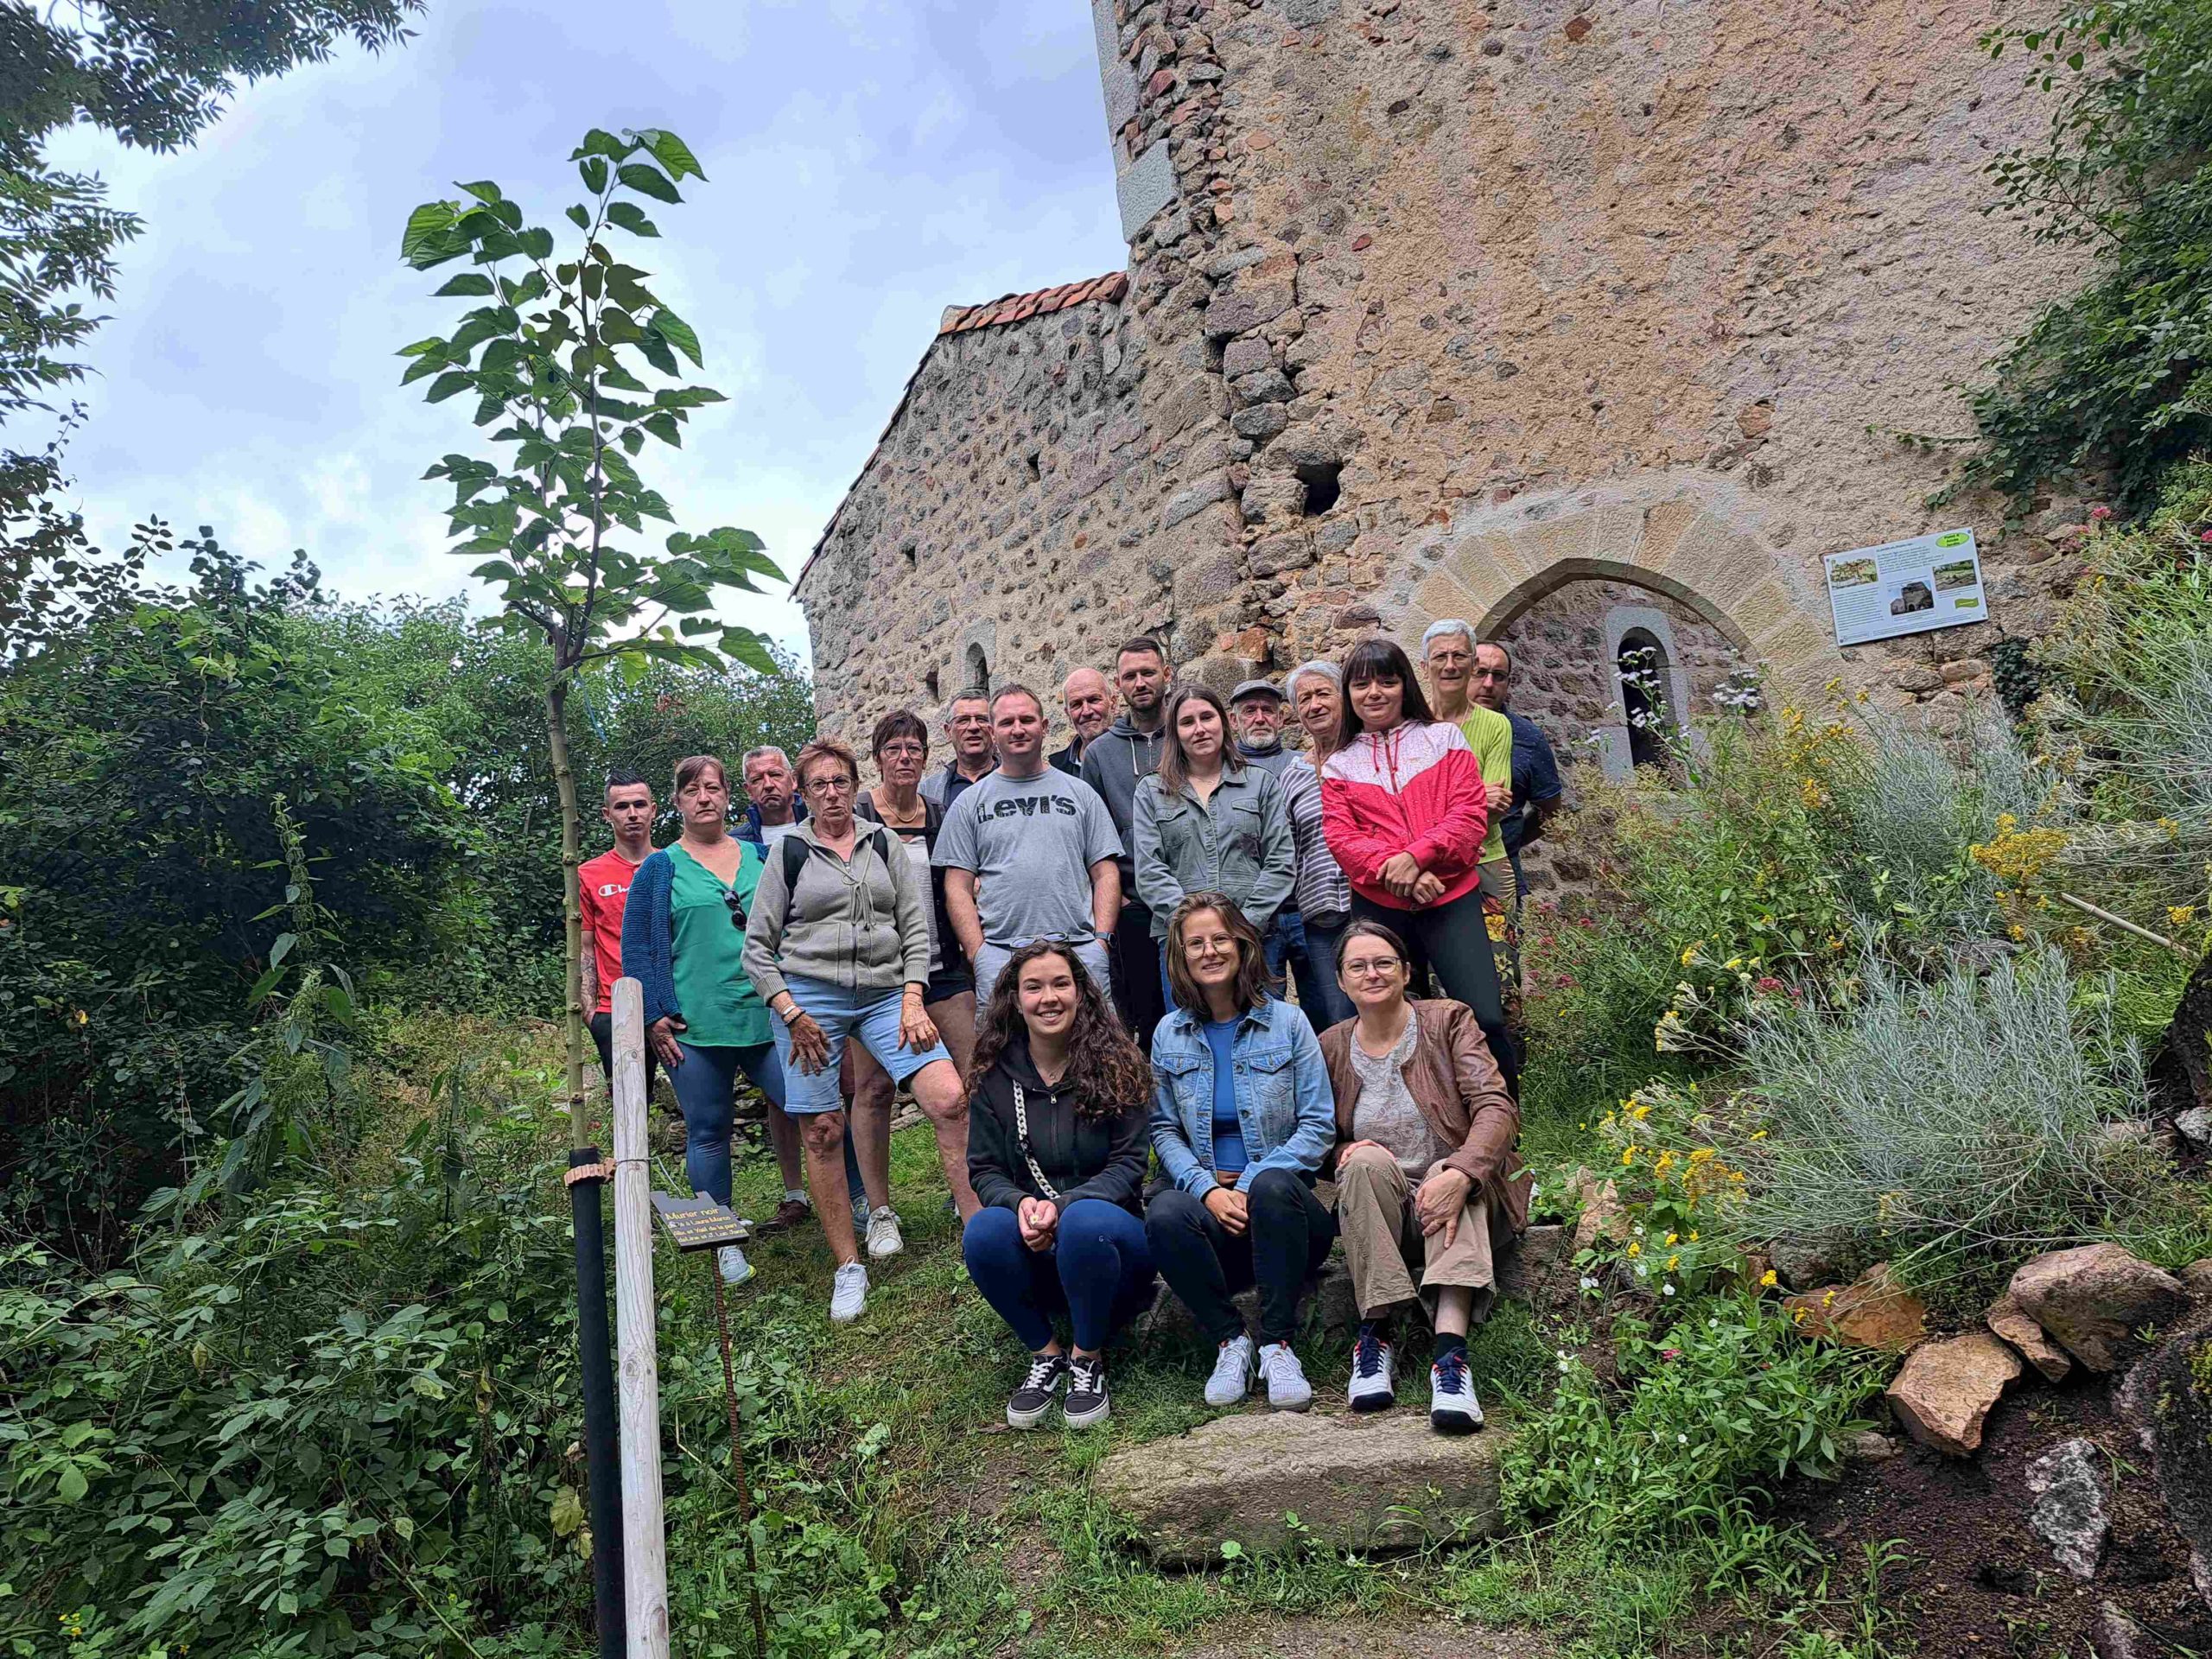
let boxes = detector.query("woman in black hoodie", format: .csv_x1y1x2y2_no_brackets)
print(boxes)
963,939,1156,1430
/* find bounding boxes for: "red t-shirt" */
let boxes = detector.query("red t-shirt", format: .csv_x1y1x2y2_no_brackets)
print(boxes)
577,847,646,1015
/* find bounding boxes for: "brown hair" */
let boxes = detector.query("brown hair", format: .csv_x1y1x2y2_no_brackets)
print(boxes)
1155,683,1243,797
1116,634,1166,666
1333,918,1411,973
672,754,728,797
871,708,929,759
794,738,861,791
1164,892,1277,1017
988,682,1044,718
967,941,1153,1120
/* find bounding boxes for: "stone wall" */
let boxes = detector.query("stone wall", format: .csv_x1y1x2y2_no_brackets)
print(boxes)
800,0,2093,744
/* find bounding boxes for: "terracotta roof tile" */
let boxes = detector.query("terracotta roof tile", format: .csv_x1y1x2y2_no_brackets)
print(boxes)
938,270,1128,337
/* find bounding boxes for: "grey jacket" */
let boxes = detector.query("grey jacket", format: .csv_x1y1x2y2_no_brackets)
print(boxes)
1078,715,1168,888
741,821,931,1001
1132,764,1296,940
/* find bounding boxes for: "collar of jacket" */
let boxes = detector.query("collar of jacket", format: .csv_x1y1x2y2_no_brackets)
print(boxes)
1160,993,1281,1040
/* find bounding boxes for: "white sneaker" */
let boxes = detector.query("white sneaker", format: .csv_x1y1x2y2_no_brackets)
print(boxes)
1429,1350,1484,1433
864,1206,905,1260
829,1261,868,1324
1205,1333,1255,1406
1259,1341,1313,1411
717,1245,753,1287
1347,1325,1395,1412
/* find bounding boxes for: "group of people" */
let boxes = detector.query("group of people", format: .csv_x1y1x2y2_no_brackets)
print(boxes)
572,625,1563,1432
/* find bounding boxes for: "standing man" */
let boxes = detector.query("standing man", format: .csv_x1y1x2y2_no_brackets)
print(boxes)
1423,620,1523,1022
1052,666,1118,778
734,743,813,1231
1471,640,1564,901
737,747,807,851
578,769,658,1094
921,690,998,812
1227,677,1320,1015
1079,636,1172,1049
938,684,1124,1007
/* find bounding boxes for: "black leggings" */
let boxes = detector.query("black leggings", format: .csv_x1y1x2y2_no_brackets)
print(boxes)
1351,887,1519,1093
1145,1168,1337,1345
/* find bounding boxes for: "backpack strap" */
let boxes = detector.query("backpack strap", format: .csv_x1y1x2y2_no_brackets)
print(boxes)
781,832,808,891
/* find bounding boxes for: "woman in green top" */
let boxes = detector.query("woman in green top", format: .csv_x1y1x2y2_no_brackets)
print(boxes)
620,753,787,1286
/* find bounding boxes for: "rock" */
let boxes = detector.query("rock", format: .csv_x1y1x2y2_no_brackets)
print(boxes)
1495,1224,1572,1306
2177,1106,2212,1148
1138,1259,1359,1349
2010,1243,2190,1372
1842,1429,1900,1465
1787,1262,1929,1353
2093,1600,2156,1659
1768,1233,1847,1291
1094,1410,1506,1563
2025,1438,2110,1580
1885,1332,2023,1456
1568,1168,1628,1252
2181,1259,2212,1300
2116,1302,2212,1611
1987,1292,2073,1382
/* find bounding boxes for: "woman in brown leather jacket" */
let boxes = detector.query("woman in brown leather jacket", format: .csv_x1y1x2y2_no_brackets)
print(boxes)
1317,918,1528,1433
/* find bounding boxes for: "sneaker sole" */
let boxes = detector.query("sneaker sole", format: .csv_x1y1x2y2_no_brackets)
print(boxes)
830,1296,867,1324
1270,1395,1314,1413
1430,1408,1484,1434
1063,1399,1110,1430
867,1238,905,1260
721,1266,756,1287
1007,1398,1058,1430
1349,1389,1396,1414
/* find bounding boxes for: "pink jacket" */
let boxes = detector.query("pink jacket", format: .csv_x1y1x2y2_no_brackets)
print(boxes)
1319,721,1490,910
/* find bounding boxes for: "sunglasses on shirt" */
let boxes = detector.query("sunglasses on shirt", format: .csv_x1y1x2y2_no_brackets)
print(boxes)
723,888,748,931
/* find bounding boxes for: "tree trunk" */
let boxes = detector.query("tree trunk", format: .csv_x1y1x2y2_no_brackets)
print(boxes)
547,675,590,1147
2152,945,2212,1116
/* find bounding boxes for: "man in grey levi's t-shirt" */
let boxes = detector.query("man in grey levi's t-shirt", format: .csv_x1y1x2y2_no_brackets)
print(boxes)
935,685,1124,1007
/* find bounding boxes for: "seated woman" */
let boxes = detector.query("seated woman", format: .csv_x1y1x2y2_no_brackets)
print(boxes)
963,942,1156,1431
622,753,787,1289
1319,920,1528,1433
1146,893,1338,1411
742,738,970,1328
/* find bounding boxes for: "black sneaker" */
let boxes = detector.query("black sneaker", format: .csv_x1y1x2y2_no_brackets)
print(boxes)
1064,1355,1111,1429
1007,1351,1070,1429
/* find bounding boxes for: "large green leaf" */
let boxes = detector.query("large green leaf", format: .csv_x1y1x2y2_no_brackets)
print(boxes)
651,309,702,366
606,200,660,238
425,372,474,403
434,273,495,296
617,163,682,204
645,130,706,181
400,200,461,266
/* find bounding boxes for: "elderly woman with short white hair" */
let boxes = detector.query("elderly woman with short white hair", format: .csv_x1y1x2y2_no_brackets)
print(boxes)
1277,659,1357,1028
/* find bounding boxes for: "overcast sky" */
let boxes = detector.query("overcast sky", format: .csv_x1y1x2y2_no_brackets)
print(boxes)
39,0,1128,655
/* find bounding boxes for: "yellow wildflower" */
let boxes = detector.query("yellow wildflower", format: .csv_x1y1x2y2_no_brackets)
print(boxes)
1622,1147,1637,1166
1664,1232,1678,1246
1626,1241,1642,1258
1665,1254,1680,1271
1681,940,1704,966
2170,905,2198,929
1759,1269,1777,1288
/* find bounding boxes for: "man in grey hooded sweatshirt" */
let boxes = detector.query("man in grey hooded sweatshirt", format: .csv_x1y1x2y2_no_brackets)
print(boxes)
1079,635,1173,1051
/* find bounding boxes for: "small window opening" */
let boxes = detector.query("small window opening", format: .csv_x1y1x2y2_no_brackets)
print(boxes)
902,543,918,570
924,667,941,702
1025,451,1041,481
1296,461,1343,516
965,643,990,693
1618,628,1673,770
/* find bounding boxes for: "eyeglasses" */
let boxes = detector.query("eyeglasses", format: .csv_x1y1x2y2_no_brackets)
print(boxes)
1341,957,1404,980
723,888,748,931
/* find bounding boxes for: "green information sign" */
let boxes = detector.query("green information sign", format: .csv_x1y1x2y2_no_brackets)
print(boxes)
651,1192,749,1253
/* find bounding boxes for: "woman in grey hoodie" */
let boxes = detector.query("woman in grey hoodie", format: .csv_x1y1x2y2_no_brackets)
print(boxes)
743,737,973,1325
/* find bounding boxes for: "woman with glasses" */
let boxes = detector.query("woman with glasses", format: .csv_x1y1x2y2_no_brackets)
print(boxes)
743,738,970,1325
1319,637,1517,1092
1145,893,1338,1412
621,753,786,1287
1319,920,1525,1433
847,709,981,1261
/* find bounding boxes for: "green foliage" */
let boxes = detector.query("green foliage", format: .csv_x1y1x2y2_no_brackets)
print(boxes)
1503,1294,1883,1544
1963,0,2212,505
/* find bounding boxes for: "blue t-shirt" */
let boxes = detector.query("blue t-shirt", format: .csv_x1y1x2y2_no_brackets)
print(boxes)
1503,710,1564,858
1204,1018,1245,1173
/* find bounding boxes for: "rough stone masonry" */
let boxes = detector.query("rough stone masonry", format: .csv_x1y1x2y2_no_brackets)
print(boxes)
796,0,2088,791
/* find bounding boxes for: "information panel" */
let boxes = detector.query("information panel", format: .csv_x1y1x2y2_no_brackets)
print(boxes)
651,1192,749,1252
1823,527,1987,647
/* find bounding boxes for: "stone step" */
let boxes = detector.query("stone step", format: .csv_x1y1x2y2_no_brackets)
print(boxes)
1095,1408,1509,1564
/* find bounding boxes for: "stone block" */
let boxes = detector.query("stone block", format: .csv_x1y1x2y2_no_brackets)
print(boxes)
1095,1410,1505,1565
1633,497,1702,569
1231,402,1290,440
1885,1332,2022,1456
2009,1243,2188,1373
1117,139,1179,241
1222,336,1275,377
1161,475,1233,529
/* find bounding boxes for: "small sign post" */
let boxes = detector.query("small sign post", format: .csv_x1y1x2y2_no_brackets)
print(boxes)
650,1193,770,1659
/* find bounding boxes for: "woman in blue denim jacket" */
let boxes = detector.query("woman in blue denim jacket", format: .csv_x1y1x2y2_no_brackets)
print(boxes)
1146,892,1338,1412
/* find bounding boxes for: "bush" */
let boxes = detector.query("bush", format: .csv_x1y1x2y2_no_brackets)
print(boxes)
1719,949,2168,1273
1503,1294,1883,1543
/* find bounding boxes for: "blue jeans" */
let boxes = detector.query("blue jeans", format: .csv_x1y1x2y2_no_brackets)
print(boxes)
772,976,950,1114
963,1200,1156,1353
671,1041,785,1207
1268,910,1354,1033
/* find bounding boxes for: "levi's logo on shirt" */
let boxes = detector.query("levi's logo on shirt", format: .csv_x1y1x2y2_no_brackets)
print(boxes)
984,794,1080,819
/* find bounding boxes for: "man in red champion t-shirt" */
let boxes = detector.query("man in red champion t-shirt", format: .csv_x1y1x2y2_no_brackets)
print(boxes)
578,769,658,1092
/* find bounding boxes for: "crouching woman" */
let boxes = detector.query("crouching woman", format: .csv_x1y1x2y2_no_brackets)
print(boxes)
1319,919,1529,1433
1146,893,1338,1412
963,942,1156,1430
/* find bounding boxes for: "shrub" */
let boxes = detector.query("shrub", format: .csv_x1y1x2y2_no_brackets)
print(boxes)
1719,949,2167,1272
1503,1294,1882,1542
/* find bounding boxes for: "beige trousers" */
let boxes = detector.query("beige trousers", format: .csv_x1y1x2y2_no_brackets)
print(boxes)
1334,1142,1496,1322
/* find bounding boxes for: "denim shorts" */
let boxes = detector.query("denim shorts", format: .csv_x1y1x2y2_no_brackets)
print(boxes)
772,976,951,1114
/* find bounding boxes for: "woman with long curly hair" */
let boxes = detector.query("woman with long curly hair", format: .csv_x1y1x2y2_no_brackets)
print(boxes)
963,940,1157,1430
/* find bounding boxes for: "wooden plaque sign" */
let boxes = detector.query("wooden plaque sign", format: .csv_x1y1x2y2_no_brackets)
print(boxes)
650,1192,747,1253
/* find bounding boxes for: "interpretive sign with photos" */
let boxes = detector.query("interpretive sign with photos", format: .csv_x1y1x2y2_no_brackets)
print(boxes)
651,1192,749,1253
1822,527,1987,646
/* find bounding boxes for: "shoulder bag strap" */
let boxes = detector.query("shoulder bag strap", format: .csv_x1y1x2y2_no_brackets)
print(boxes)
1010,1082,1062,1203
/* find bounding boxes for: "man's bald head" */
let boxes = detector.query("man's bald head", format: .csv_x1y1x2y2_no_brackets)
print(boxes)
1061,666,1118,747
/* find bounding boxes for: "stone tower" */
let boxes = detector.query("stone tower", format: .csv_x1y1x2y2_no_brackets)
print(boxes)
797,0,2082,770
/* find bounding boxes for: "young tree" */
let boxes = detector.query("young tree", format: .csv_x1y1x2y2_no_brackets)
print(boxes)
398,127,781,1145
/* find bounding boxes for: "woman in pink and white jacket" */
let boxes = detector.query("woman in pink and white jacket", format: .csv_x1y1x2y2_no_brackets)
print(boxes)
1319,637,1518,1091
